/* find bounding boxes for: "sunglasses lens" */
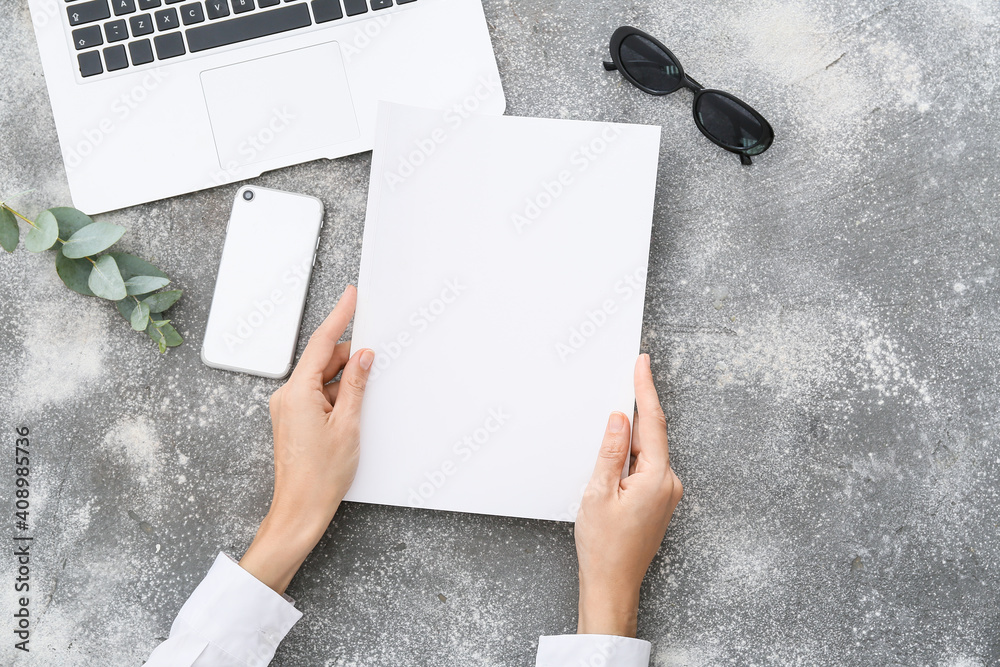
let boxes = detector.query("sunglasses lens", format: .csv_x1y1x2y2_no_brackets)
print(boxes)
618,34,683,93
695,92,769,152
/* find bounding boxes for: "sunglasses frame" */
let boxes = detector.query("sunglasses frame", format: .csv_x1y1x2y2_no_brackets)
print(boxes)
604,26,774,165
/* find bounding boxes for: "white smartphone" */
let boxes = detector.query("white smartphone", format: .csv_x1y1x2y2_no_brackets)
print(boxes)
201,186,324,379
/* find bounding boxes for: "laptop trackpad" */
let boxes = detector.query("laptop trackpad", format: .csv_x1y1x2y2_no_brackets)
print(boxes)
201,42,359,169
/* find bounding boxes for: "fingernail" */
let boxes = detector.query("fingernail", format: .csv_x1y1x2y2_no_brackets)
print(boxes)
643,353,651,370
360,349,374,370
609,412,625,433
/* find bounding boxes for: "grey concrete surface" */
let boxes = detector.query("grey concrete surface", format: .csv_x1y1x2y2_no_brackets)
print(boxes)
1,0,999,665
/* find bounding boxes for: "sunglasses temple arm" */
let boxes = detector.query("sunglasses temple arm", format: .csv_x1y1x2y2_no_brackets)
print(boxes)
603,61,618,71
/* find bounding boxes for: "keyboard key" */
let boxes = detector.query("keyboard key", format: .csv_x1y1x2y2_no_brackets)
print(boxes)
112,0,135,14
205,0,228,18
103,44,129,70
78,50,103,76
129,13,153,34
104,19,128,41
166,0,183,4
129,38,154,64
187,3,310,51
231,0,253,13
343,0,365,14
155,7,178,28
311,0,341,22
180,2,204,23
154,31,185,57
137,0,159,8
67,0,110,26
72,25,103,49
258,0,278,6
370,0,391,8
397,0,416,3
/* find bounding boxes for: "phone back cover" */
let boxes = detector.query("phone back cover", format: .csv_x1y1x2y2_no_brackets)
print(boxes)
202,187,323,378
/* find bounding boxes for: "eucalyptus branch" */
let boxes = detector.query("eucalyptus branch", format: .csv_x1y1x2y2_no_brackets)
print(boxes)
0,200,184,354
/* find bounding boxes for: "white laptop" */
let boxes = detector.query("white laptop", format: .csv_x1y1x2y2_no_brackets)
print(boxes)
28,0,505,214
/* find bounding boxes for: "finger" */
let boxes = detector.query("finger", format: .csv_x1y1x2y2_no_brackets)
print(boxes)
322,341,353,384
586,411,631,496
330,348,375,423
292,286,358,384
629,408,642,456
632,354,670,469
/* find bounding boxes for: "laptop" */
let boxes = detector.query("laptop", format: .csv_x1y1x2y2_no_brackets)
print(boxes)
28,0,505,214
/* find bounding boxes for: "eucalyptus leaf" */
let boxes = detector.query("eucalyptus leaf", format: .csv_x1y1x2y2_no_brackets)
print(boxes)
25,210,59,252
130,302,150,331
147,317,182,351
0,207,18,253
125,275,170,295
61,221,125,259
88,254,127,300
55,253,97,296
48,207,93,240
151,319,171,327
141,290,182,313
116,298,136,322
111,252,167,281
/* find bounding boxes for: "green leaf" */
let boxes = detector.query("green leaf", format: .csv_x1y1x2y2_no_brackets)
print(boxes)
55,253,97,296
48,207,93,240
0,207,18,252
61,221,125,259
141,290,182,313
130,302,150,331
147,318,182,351
125,275,170,295
25,210,59,252
150,319,171,327
110,252,167,282
88,254,127,300
116,297,136,322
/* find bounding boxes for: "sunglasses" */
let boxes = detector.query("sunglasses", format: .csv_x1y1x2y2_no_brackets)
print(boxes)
604,26,774,165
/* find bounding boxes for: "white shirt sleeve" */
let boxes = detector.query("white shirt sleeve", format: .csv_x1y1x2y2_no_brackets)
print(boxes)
144,553,303,667
535,634,651,667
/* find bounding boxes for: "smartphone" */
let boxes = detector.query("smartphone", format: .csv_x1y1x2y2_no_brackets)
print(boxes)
201,186,324,379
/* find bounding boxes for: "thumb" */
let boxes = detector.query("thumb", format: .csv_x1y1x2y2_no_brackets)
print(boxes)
332,348,375,422
587,411,631,495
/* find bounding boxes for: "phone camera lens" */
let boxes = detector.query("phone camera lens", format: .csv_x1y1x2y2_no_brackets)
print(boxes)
243,190,255,202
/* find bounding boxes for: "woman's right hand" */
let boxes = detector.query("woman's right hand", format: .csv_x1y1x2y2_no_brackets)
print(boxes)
573,353,683,637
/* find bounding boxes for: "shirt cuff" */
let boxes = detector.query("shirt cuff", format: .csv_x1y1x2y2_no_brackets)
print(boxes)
536,634,651,667
172,552,303,667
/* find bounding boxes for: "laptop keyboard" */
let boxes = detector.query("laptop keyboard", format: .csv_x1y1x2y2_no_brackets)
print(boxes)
67,0,418,78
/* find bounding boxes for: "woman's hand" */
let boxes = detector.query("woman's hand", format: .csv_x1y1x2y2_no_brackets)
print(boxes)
240,285,375,594
574,354,683,637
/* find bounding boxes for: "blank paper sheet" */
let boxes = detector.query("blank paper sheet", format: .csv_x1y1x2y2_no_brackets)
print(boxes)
347,102,661,521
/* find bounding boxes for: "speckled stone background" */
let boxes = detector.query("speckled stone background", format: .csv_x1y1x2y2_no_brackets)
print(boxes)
2,0,999,665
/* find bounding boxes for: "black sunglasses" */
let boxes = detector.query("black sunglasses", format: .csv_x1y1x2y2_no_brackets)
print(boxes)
604,26,774,165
